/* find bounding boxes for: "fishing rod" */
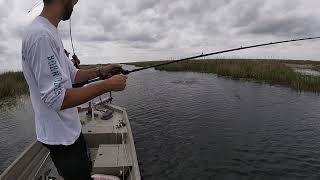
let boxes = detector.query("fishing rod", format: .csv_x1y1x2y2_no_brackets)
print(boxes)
73,36,320,88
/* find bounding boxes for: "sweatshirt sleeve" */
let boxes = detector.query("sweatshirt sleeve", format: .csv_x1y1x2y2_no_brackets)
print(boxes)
28,35,67,111
66,56,79,84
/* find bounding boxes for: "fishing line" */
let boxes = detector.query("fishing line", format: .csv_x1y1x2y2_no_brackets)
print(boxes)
28,0,42,13
72,36,320,88
25,3,320,87
28,0,77,57
69,18,76,55
129,36,320,74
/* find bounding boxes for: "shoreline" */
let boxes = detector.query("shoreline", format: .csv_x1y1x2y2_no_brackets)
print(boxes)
1,59,320,100
126,59,320,93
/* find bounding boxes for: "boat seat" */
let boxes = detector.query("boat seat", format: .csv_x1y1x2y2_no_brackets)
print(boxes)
83,129,127,147
92,144,133,177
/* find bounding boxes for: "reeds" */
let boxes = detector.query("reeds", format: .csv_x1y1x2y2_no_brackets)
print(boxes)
128,59,320,93
1,59,320,100
0,72,28,100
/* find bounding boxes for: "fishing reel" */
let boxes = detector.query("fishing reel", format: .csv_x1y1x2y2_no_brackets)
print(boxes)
99,67,130,80
110,67,130,77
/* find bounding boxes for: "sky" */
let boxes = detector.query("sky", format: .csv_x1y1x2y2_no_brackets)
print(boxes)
0,0,320,72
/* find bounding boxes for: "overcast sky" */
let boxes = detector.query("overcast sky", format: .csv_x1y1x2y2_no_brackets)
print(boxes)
1,0,320,72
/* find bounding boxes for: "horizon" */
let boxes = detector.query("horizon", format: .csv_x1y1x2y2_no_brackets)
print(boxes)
1,0,320,72
1,58,320,74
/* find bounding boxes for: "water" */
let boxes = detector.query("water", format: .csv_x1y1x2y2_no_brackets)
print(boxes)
295,69,320,76
0,97,35,173
1,65,320,179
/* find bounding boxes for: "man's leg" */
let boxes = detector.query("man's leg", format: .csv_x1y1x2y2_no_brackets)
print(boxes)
43,133,92,180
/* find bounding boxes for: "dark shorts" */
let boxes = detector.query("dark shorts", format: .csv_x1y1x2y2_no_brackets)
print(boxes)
42,133,93,180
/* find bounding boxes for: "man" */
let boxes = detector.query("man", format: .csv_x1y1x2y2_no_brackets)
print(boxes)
21,0,127,179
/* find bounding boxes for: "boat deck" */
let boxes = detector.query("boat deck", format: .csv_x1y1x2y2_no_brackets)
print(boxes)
80,105,128,147
80,105,133,177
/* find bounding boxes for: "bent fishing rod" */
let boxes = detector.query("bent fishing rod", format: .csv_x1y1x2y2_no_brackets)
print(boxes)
73,36,320,88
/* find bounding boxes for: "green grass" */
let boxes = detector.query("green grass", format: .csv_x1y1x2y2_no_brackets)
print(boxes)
0,72,29,100
127,59,320,93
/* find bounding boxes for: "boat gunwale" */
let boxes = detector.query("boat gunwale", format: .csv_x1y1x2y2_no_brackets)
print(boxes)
116,105,141,180
0,141,49,180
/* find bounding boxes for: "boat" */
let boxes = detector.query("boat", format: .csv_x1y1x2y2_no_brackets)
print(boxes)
0,97,141,180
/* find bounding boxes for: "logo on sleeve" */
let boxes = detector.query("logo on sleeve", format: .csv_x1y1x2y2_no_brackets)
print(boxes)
47,55,63,96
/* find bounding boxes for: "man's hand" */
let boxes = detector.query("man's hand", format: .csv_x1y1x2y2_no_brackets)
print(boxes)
98,64,123,78
62,75,128,110
105,74,128,91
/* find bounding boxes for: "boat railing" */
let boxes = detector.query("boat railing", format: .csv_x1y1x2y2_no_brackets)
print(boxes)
0,141,49,180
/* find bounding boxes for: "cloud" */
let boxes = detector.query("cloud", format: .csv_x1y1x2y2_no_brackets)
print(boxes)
0,44,7,54
231,0,320,37
240,15,320,37
1,0,320,72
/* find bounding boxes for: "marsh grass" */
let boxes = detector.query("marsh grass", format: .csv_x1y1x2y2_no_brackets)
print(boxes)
128,59,320,93
2,59,320,100
0,72,28,100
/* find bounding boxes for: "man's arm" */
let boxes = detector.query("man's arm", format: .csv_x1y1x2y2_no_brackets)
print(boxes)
27,36,127,111
74,68,99,84
61,74,127,110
